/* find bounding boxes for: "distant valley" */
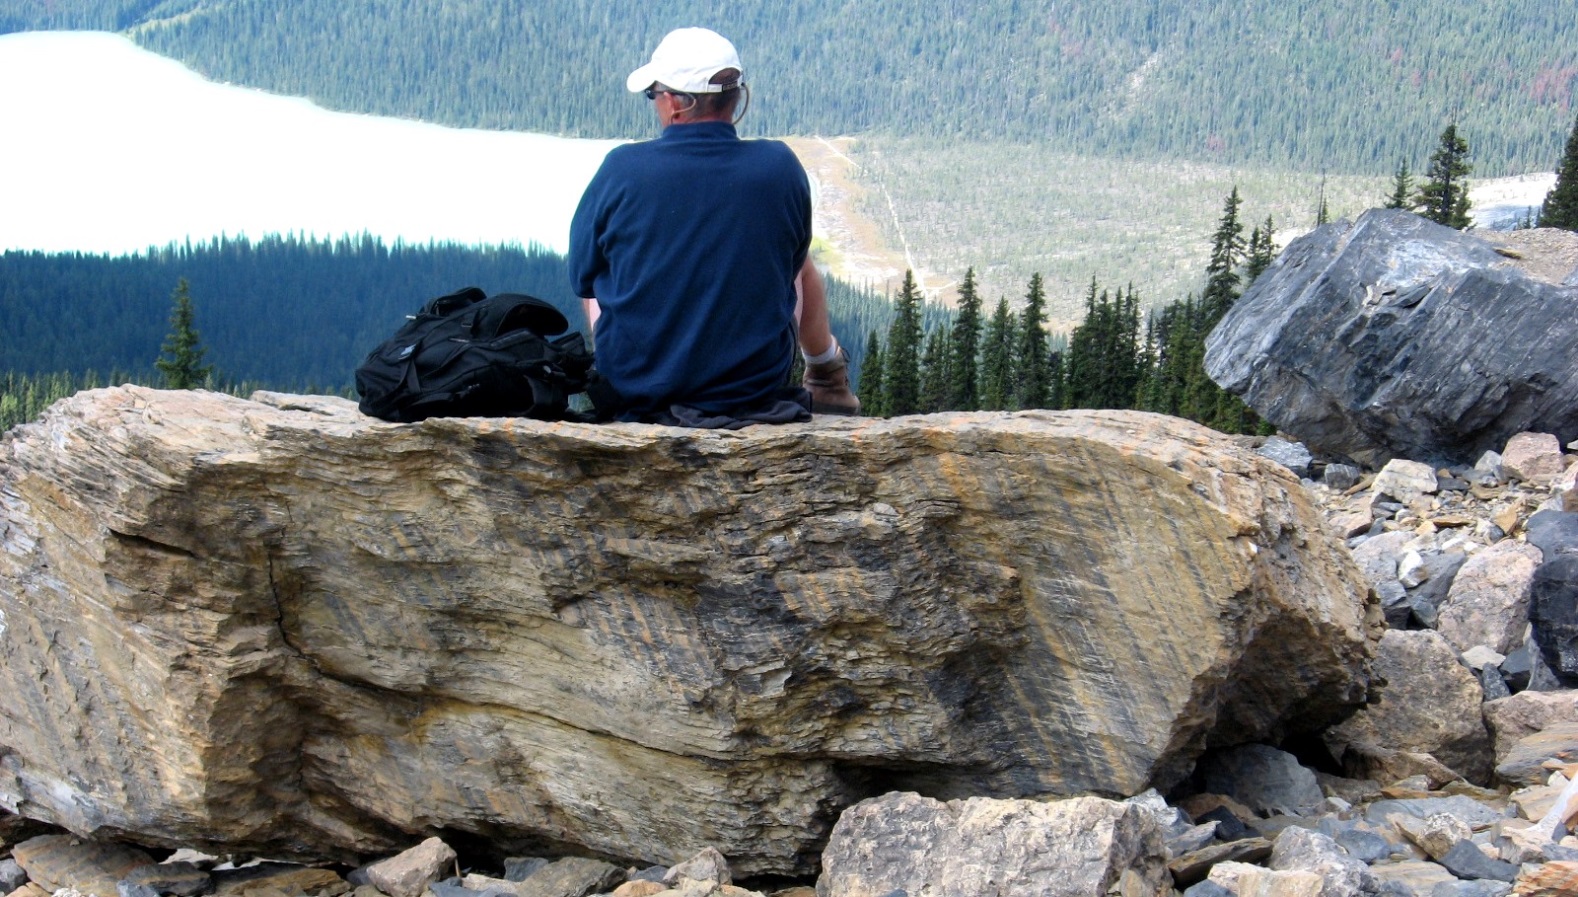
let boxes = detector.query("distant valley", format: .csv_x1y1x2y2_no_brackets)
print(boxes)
0,29,1563,326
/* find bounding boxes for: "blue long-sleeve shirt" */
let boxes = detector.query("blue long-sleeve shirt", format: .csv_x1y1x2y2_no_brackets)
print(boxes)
569,121,811,418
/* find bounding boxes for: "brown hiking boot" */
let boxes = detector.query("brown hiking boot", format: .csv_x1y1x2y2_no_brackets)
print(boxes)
803,348,861,416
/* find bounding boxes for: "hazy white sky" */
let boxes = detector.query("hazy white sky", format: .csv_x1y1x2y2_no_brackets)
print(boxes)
0,31,624,255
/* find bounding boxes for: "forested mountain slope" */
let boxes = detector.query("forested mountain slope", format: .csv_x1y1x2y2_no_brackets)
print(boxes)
0,236,909,390
3,0,1573,175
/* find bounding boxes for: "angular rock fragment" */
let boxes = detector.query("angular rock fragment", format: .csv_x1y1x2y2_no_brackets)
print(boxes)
8,836,153,897
364,839,455,897
818,791,1168,897
1324,631,1494,784
1501,433,1567,488
1437,541,1544,655
1268,827,1379,897
1436,841,1518,883
507,858,623,897
1532,557,1578,683
1513,860,1578,897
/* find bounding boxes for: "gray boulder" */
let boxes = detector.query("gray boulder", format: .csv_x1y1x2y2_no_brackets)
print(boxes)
1323,630,1494,784
1257,437,1314,478
1528,511,1578,559
1203,209,1578,467
1435,541,1544,655
817,791,1169,897
1268,827,1380,897
0,859,27,894
1197,744,1324,816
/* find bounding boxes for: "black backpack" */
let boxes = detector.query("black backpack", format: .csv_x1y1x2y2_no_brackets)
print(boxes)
356,286,596,423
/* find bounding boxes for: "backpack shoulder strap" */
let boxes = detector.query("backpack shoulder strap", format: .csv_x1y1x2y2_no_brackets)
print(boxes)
421,286,487,319
472,292,571,339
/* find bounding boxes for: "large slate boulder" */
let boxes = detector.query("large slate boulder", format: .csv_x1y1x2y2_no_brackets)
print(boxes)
0,387,1378,876
1204,209,1578,467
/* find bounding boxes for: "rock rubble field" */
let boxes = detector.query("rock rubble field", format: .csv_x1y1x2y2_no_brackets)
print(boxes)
4,423,1578,897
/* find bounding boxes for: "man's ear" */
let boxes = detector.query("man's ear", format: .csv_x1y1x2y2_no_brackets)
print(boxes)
656,92,679,125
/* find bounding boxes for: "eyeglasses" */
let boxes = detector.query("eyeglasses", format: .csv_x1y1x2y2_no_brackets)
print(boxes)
643,86,668,100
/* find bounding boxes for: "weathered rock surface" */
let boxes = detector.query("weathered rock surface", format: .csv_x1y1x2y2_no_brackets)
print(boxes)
1436,541,1544,656
1203,209,1578,467
1196,745,1323,816
815,791,1169,897
365,838,456,897
1532,556,1578,683
9,834,153,896
0,388,1376,875
1322,630,1494,784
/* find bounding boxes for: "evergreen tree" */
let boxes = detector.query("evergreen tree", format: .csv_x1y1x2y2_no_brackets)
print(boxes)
1134,315,1161,411
1063,278,1103,408
948,267,983,411
155,278,214,389
858,329,887,418
1314,175,1330,226
1137,297,1196,418
979,297,1016,411
1417,123,1474,229
1201,187,1246,322
1384,159,1414,209
919,328,951,412
1540,113,1578,231
883,270,923,416
1245,217,1277,283
1013,273,1051,409
1048,348,1067,411
1065,280,1145,410
1133,188,1268,434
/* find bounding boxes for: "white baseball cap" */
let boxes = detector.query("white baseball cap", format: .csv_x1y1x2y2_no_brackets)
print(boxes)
625,27,743,94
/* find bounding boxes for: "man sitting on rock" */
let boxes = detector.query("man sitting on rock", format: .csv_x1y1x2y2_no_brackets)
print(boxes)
568,27,859,426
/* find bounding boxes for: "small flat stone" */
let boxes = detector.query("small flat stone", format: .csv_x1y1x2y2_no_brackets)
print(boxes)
1437,841,1518,883
502,860,548,884
1369,860,1460,894
664,848,731,887
1332,827,1397,863
1513,860,1578,896
121,860,213,897
610,883,666,897
1168,837,1273,888
10,835,155,896
1375,460,1440,504
1430,880,1512,897
1463,646,1508,670
212,864,348,897
1495,722,1578,786
1367,796,1505,830
508,858,623,897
